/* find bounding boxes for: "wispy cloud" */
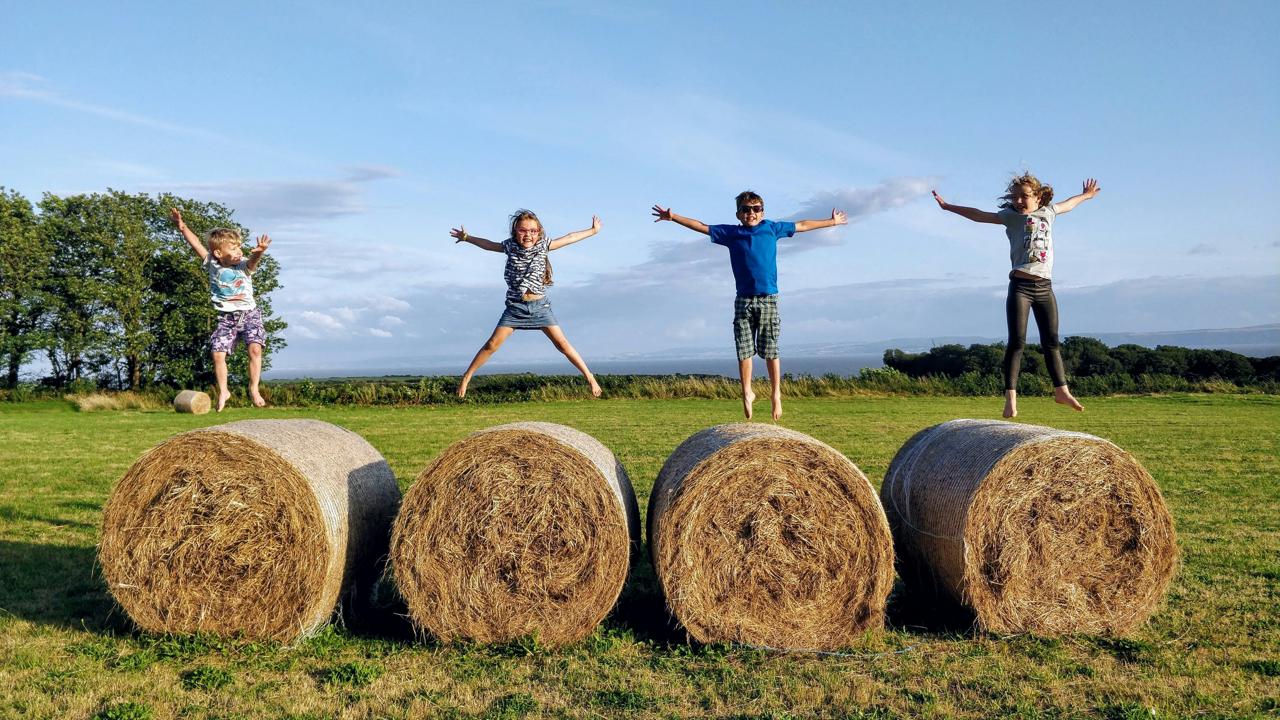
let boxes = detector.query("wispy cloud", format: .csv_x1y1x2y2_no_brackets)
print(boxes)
781,176,934,250
165,167,399,229
1188,243,1219,256
1,71,230,143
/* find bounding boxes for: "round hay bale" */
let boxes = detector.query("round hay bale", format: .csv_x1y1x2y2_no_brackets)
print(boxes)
648,423,895,650
99,419,401,642
390,421,639,646
173,390,211,414
881,419,1178,635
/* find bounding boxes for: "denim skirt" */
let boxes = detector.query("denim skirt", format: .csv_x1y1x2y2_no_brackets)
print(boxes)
497,297,558,329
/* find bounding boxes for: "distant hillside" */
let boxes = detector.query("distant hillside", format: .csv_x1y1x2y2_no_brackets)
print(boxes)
765,324,1280,359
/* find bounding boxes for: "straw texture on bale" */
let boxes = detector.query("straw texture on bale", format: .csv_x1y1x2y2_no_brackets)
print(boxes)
881,419,1178,635
391,421,639,646
648,423,895,650
100,419,401,642
173,390,211,414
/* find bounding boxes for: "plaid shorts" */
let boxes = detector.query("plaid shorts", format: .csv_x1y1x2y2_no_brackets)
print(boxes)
733,294,779,360
210,307,266,353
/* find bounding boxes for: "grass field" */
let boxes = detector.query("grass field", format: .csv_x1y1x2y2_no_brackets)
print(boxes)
1,394,1277,719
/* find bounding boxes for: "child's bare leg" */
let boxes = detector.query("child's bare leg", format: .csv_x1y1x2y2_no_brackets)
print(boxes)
766,357,782,421
1054,384,1084,412
1003,389,1017,418
247,343,266,407
458,326,514,398
212,351,231,412
542,326,601,397
738,358,755,420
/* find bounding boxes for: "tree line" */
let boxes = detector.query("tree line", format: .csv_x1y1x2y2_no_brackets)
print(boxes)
0,187,285,390
884,337,1279,385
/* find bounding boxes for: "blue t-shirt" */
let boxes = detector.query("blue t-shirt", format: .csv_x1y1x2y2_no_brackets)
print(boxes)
708,219,796,296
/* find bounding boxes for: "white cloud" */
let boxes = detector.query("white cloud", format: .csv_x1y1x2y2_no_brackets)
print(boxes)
297,310,346,335
369,328,392,338
380,315,405,327
368,295,412,312
332,307,359,323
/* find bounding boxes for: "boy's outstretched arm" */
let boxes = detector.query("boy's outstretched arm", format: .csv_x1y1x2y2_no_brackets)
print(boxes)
170,208,209,261
932,190,1001,224
549,215,601,250
450,226,504,252
1052,178,1101,214
246,234,272,271
652,205,710,235
795,209,848,232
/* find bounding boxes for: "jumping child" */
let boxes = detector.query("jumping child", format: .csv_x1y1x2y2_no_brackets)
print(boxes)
932,173,1100,418
171,207,272,412
652,192,847,421
450,210,603,398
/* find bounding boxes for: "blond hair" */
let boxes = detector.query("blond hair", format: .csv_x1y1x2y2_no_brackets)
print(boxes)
999,173,1054,210
207,228,242,253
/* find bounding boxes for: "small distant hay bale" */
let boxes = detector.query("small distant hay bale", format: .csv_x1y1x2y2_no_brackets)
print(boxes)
173,390,211,414
648,423,895,650
881,419,1178,635
390,421,639,646
99,419,401,642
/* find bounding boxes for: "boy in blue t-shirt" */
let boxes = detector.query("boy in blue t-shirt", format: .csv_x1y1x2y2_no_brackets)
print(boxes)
653,191,847,420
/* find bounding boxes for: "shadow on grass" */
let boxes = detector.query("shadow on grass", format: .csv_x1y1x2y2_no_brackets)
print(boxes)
884,579,978,637
605,552,687,646
0,540,125,633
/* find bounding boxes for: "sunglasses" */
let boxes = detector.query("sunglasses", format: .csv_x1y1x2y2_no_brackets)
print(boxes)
737,205,764,214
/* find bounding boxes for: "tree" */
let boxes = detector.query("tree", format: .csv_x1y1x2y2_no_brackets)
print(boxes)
1062,336,1122,376
39,193,116,386
0,188,52,387
36,190,287,389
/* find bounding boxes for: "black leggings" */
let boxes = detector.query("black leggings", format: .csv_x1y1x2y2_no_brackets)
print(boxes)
1003,276,1067,390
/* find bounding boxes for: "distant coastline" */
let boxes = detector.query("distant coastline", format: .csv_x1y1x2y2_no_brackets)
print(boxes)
263,324,1280,381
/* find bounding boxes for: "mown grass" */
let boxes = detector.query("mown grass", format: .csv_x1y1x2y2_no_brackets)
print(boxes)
0,392,1277,719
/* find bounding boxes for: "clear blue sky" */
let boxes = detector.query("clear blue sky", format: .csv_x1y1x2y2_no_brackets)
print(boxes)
4,1,1277,371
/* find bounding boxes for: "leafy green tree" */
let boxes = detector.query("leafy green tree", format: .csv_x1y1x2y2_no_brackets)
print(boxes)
39,193,116,386
0,188,52,387
1062,335,1122,376
36,190,286,390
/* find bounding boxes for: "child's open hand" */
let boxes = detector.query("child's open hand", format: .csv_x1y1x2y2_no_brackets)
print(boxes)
591,215,602,233
651,205,672,222
450,226,469,243
831,209,847,225
1081,179,1100,198
169,207,185,226
252,234,271,253
931,190,947,208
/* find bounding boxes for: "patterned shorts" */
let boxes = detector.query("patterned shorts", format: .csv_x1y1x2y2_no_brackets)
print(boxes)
210,307,266,353
733,294,779,360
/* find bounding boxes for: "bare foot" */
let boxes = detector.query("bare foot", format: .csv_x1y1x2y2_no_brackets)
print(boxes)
1003,394,1017,418
771,392,783,421
1054,386,1084,412
250,390,267,408
742,389,755,420
216,389,231,413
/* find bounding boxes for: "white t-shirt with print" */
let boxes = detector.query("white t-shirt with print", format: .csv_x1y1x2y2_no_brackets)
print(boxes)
202,255,256,312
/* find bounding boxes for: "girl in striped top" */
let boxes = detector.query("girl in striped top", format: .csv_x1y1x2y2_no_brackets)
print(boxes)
451,209,603,398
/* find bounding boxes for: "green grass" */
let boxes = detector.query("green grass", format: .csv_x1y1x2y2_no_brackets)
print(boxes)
1,393,1277,719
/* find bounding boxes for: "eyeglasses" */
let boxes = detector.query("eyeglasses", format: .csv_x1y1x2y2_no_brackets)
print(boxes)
737,205,764,214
